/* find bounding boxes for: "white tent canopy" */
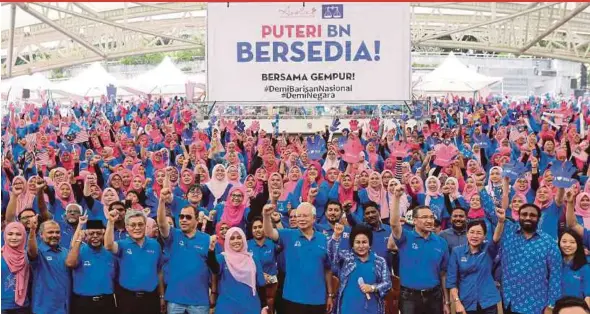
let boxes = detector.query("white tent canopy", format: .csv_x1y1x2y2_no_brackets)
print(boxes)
1,73,54,102
120,56,189,95
52,62,120,98
413,52,503,93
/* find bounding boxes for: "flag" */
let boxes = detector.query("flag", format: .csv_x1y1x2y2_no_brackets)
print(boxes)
24,133,36,151
185,81,196,100
35,150,50,166
73,129,89,144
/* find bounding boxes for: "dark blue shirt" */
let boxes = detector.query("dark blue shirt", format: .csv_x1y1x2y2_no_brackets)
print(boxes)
538,202,561,239
278,228,330,305
499,220,562,313
162,228,211,306
395,229,449,290
439,228,467,252
30,242,71,314
248,238,279,276
446,242,501,311
72,244,116,296
1,256,30,310
561,260,590,299
57,220,76,249
116,237,162,292
316,223,351,251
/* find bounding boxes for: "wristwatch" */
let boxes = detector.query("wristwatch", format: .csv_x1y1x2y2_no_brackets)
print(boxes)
371,285,376,293
328,293,335,298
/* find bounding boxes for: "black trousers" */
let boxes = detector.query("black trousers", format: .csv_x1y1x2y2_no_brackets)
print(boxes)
282,299,325,314
1,308,30,314
71,294,116,314
116,287,159,314
399,286,443,314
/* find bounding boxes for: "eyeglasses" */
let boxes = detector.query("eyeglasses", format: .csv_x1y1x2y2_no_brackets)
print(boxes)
66,210,81,214
179,214,193,221
231,194,244,199
128,223,145,229
20,215,35,220
415,215,436,220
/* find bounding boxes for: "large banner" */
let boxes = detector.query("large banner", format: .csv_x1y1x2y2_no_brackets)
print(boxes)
207,2,411,102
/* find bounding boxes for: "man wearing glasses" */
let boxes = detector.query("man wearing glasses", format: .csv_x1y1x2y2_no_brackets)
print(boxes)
66,217,116,314
156,187,214,314
390,187,450,314
57,203,83,249
105,208,162,314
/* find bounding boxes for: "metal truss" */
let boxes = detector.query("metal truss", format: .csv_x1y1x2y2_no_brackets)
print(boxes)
412,2,590,63
1,2,206,78
2,2,589,79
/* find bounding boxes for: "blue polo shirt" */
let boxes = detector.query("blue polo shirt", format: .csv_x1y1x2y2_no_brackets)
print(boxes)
163,228,211,306
57,220,76,249
72,244,116,296
30,242,71,314
1,256,30,310
215,254,266,314
446,242,501,311
395,229,449,290
278,228,330,305
114,227,129,241
368,223,393,264
116,237,162,292
248,238,279,276
562,261,590,299
539,203,561,239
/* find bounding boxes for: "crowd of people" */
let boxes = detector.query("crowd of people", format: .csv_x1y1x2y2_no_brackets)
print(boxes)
1,94,590,314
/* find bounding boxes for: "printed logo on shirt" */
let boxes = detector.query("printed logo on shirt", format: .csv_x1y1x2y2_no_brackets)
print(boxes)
264,249,272,255
461,256,468,263
179,241,185,246
294,241,302,247
4,274,16,291
46,256,53,261
83,261,92,267
412,243,419,250
194,245,204,250
573,275,582,280
126,249,133,255
146,249,156,254
343,232,349,239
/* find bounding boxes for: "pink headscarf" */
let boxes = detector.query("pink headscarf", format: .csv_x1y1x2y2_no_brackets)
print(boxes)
283,167,301,196
300,162,324,202
12,176,36,216
1,222,30,306
366,172,387,211
179,169,195,195
220,186,247,228
534,185,554,210
222,227,257,296
55,182,75,208
338,173,356,212
424,176,441,207
511,193,527,221
226,165,243,188
574,192,590,229
101,187,120,218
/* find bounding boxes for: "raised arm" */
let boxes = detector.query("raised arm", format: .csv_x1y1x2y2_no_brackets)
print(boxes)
104,209,119,254
157,188,172,239
492,207,506,243
65,215,88,268
565,190,584,237
389,186,404,239
27,215,39,260
262,203,279,241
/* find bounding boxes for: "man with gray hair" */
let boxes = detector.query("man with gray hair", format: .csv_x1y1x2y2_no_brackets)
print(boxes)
27,218,72,314
262,202,334,314
105,209,162,314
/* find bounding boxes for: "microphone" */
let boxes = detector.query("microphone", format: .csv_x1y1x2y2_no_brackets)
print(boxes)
358,277,371,300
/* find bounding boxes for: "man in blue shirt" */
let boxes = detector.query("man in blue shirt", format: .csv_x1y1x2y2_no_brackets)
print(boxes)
65,217,116,314
57,203,83,249
439,207,467,252
105,209,162,314
157,187,213,314
108,201,129,241
248,216,280,313
346,201,392,268
494,204,561,314
390,186,450,314
27,219,71,314
262,202,335,314
316,201,351,247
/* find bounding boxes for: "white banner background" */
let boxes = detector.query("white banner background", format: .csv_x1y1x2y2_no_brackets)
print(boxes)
207,2,411,102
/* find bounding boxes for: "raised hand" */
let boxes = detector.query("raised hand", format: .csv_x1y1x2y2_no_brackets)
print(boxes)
209,235,217,251
333,223,344,240
107,210,119,222
79,214,88,225
495,207,506,223
263,204,275,216
394,186,404,198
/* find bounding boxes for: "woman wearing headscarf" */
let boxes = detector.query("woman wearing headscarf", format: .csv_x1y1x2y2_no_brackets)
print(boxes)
535,184,565,239
226,165,243,188
49,181,76,221
572,192,590,230
328,224,391,314
10,176,36,218
174,169,195,198
417,176,446,221
358,172,387,218
1,222,31,312
217,186,250,231
202,165,232,210
207,227,265,314
484,166,504,208
288,162,329,221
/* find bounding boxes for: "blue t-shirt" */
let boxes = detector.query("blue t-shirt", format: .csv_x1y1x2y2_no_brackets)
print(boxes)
116,237,162,292
562,261,590,299
341,255,379,314
30,242,71,314
1,256,30,310
248,238,279,276
72,244,116,296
